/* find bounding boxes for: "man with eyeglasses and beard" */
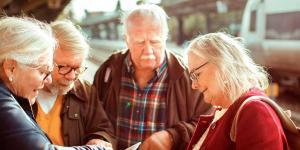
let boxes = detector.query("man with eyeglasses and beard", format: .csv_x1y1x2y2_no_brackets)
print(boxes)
33,20,114,149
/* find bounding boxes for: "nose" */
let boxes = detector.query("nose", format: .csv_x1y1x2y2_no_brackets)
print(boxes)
64,69,76,80
191,81,199,90
144,41,154,54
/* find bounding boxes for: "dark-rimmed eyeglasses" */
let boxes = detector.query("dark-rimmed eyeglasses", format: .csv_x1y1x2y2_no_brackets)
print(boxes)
20,63,53,81
55,63,87,75
42,70,52,81
189,61,209,81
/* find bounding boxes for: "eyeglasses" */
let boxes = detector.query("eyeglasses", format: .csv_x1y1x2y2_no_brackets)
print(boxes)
20,63,53,81
41,70,52,81
55,63,87,75
189,61,209,81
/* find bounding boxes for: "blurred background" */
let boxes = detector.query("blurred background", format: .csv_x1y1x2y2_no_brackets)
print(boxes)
1,0,300,125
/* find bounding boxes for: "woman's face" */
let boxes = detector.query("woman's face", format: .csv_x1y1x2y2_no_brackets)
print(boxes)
11,53,52,103
188,51,228,107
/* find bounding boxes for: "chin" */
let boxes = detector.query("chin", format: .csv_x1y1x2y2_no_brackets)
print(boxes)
204,95,214,105
58,86,72,95
204,99,212,105
28,96,37,105
141,60,157,66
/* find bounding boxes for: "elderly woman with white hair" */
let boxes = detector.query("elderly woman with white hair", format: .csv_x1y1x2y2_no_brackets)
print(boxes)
0,17,110,150
185,32,288,150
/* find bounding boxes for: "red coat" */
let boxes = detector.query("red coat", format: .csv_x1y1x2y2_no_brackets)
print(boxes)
186,88,288,150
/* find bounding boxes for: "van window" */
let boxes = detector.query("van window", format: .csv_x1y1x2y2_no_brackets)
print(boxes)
265,11,300,40
250,10,257,32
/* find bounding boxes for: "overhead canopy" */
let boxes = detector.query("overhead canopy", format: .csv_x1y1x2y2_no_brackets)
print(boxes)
0,0,70,22
164,0,246,17
80,12,120,27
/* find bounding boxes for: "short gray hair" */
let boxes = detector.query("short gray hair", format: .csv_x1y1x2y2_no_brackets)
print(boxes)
0,16,56,66
50,20,89,59
122,4,169,39
187,32,269,101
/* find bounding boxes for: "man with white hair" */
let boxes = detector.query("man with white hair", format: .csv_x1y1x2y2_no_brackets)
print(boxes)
34,20,113,148
93,4,211,150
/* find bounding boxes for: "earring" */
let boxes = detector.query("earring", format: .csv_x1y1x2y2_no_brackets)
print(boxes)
9,76,13,82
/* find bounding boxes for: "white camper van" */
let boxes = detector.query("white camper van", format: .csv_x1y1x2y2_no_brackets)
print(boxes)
241,0,300,92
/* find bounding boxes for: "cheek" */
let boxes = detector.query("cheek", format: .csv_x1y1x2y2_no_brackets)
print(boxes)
26,73,43,88
51,71,61,81
153,48,164,60
17,73,41,96
130,50,140,63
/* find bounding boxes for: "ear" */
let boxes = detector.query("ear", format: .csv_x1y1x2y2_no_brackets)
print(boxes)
2,59,17,77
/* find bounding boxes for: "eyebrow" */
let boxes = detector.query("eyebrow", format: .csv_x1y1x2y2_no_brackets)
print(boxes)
190,61,209,74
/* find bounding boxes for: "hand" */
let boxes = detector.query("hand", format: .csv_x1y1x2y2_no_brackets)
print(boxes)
86,139,112,148
139,130,173,150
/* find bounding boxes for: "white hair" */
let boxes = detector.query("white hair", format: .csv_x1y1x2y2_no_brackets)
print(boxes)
50,20,89,60
187,32,269,101
0,16,56,66
122,4,169,39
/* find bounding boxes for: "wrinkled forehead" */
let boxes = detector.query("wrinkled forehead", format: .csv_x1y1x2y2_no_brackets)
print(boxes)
127,14,163,31
54,48,86,64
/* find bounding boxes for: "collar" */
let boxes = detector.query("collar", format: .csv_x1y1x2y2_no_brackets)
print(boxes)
11,90,35,119
68,78,90,102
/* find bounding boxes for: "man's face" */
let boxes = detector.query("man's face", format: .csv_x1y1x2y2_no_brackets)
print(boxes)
47,48,85,95
125,17,166,71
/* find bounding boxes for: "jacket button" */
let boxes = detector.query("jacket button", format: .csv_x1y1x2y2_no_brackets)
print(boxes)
211,122,216,129
74,113,78,118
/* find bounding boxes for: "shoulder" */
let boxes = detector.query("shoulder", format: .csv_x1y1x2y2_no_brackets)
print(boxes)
0,84,16,107
166,50,187,69
0,84,29,127
102,49,128,66
0,83,11,97
69,78,92,102
94,49,128,80
238,99,283,130
166,50,190,81
241,99,276,115
234,99,287,149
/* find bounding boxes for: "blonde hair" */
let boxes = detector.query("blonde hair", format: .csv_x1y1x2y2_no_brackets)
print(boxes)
50,20,89,59
122,4,169,39
0,16,56,66
187,32,269,101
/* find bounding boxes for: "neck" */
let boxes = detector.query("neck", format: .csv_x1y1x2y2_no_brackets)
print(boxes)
220,96,233,109
134,69,155,89
42,86,52,93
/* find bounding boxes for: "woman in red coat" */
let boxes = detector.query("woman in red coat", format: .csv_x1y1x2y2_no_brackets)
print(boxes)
185,32,289,150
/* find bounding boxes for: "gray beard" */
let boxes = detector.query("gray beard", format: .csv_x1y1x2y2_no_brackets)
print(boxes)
47,80,74,95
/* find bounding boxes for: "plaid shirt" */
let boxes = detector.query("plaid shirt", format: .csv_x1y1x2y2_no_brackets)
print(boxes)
116,54,168,149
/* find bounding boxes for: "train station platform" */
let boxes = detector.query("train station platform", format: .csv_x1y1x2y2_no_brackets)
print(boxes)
86,39,300,126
